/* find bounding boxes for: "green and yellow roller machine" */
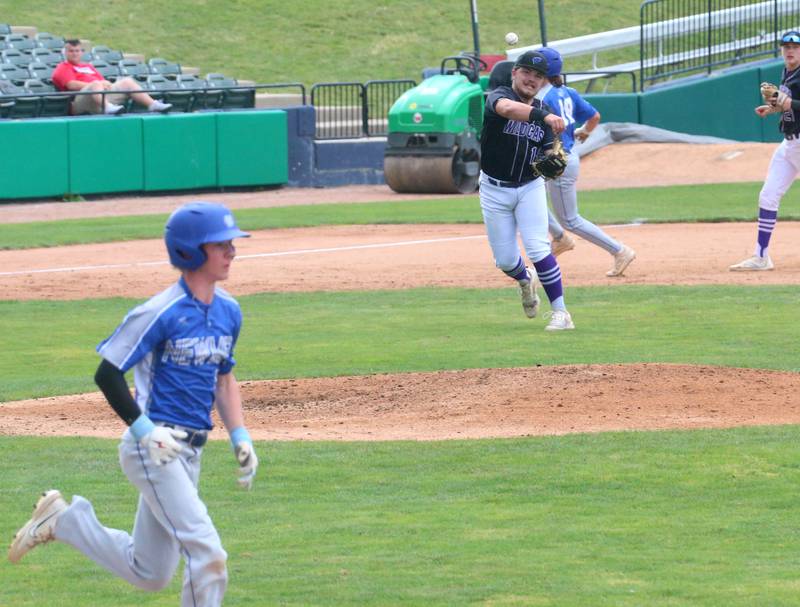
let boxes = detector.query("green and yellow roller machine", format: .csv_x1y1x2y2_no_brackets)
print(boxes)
383,54,488,194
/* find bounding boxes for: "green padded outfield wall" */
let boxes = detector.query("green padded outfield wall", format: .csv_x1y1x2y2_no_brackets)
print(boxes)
583,93,640,124
639,67,764,141
759,61,785,143
142,113,217,191
0,120,68,199
216,111,288,186
68,116,144,194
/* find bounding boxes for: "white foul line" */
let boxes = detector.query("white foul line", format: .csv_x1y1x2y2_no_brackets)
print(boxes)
0,235,487,277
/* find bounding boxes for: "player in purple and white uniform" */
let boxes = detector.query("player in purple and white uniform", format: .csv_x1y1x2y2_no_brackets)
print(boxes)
9,201,257,607
730,31,800,271
479,49,574,331
537,47,636,277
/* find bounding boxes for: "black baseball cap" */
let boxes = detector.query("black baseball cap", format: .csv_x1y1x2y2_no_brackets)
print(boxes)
513,50,548,75
781,31,800,45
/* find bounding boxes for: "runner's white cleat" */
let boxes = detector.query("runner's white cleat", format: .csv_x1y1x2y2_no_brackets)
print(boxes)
729,255,774,271
8,490,67,563
551,232,576,257
544,310,575,331
606,244,636,277
518,272,541,319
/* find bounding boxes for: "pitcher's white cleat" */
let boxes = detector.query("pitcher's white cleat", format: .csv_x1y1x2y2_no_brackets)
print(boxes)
8,490,67,563
551,232,576,257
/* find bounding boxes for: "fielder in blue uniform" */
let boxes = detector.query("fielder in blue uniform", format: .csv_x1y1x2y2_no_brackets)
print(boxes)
479,49,574,331
9,201,257,607
536,47,636,277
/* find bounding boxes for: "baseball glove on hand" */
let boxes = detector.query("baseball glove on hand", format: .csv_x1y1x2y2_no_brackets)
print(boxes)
531,137,567,179
757,82,785,115
761,81,779,104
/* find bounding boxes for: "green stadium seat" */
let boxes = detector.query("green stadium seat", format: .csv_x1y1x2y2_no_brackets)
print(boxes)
0,81,40,118
27,61,54,83
0,63,31,85
35,33,65,50
148,57,181,79
31,48,62,67
0,98,14,118
5,33,36,52
118,59,150,81
205,73,255,109
1,48,32,66
92,45,124,65
91,59,119,81
25,78,69,117
146,73,192,112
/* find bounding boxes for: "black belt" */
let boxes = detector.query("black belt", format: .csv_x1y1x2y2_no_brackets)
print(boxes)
159,423,208,448
485,176,534,188
785,133,799,140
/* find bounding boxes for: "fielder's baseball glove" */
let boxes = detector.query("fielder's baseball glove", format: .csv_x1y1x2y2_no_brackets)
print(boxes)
531,136,567,179
761,81,779,105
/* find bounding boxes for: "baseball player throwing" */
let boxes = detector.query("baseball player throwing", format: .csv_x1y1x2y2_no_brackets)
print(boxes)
730,31,800,272
8,201,257,607
536,47,636,276
479,49,574,331
730,31,800,271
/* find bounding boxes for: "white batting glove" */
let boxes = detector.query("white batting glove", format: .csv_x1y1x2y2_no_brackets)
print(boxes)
140,426,187,466
234,441,258,490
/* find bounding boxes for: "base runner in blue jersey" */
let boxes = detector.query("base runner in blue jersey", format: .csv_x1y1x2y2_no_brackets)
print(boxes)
479,49,575,331
730,31,800,272
536,47,637,278
8,201,258,607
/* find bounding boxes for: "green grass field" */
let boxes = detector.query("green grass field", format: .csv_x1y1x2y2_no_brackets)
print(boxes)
2,181,799,605
3,429,800,606
2,182,799,250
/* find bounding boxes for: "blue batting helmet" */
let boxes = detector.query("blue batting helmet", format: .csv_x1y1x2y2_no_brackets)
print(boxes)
538,47,563,78
164,201,250,270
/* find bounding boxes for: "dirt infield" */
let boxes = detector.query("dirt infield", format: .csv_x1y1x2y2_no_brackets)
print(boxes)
1,142,796,441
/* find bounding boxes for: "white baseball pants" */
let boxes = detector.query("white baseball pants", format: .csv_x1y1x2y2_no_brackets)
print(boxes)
479,174,551,268
546,152,621,254
759,138,800,211
55,431,227,607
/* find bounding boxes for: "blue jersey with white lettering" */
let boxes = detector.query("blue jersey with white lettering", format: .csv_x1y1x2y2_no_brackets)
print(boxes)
480,85,555,183
539,83,597,153
97,277,242,430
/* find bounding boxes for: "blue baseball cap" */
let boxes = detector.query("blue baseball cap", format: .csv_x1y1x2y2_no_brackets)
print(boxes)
781,31,800,45
513,50,548,75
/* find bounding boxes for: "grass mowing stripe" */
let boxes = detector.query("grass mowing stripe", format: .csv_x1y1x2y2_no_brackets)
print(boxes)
2,182,799,250
1,285,797,402
2,427,800,605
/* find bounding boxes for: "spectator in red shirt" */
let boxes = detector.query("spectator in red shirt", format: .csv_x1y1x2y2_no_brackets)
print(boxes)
52,39,172,115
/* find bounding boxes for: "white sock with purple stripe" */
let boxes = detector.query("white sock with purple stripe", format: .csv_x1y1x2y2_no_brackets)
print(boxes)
533,254,566,311
754,208,777,258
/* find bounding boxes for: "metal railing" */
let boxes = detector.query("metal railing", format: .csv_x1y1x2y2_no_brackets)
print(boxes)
310,79,415,139
640,0,800,89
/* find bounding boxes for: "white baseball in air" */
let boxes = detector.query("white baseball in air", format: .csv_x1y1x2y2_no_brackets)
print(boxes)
505,32,519,46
